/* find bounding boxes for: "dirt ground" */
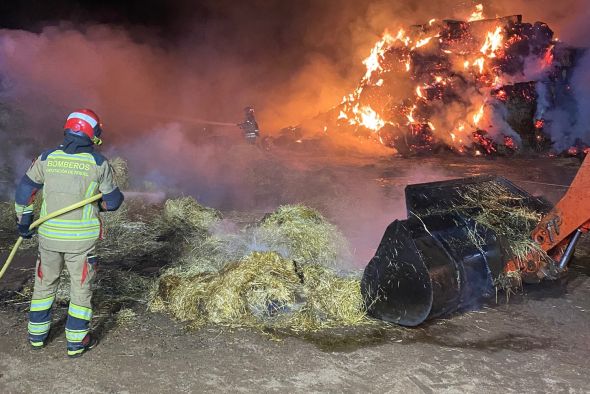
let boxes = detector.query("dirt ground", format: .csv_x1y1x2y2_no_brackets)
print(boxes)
1,154,589,393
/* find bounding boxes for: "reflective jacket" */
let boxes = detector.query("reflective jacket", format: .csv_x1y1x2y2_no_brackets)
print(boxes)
15,136,124,253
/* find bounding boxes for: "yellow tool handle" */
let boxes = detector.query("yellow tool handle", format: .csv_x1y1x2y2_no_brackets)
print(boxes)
0,193,104,281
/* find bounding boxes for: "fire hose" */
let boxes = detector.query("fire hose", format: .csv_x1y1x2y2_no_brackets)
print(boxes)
0,193,103,281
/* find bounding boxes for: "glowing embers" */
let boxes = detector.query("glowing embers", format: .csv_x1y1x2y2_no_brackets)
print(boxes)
472,130,497,154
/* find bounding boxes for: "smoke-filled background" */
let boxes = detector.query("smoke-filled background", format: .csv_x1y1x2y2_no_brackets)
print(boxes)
0,0,589,263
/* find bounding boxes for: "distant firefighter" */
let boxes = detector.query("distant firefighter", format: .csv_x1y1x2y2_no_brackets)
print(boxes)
238,106,260,144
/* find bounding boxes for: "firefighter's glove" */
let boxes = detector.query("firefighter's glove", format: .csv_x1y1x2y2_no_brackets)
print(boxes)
16,213,35,239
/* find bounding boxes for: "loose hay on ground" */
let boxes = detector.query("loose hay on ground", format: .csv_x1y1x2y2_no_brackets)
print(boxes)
115,307,137,326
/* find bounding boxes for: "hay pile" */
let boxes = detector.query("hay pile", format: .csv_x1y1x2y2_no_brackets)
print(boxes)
150,251,368,331
259,205,349,267
0,201,15,245
150,203,368,331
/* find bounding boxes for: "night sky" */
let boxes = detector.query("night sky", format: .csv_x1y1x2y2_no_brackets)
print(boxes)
0,1,206,36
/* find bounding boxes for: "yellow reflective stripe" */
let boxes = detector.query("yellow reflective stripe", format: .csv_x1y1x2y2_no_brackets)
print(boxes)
39,227,100,235
30,296,55,311
83,182,98,220
67,348,85,356
15,203,25,215
47,152,96,164
43,219,100,229
66,329,88,342
68,304,92,321
30,341,45,348
38,228,100,240
28,321,50,334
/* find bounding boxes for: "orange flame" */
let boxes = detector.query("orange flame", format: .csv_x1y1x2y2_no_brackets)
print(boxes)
414,36,434,49
406,105,417,124
481,26,504,58
405,59,411,72
353,105,388,131
473,57,485,73
362,31,396,81
473,104,485,126
416,86,424,99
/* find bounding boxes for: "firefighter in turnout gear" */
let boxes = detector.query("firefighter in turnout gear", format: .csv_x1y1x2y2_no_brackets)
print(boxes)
238,106,260,144
14,109,124,358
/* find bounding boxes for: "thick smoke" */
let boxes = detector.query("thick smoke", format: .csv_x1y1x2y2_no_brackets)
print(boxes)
0,0,589,265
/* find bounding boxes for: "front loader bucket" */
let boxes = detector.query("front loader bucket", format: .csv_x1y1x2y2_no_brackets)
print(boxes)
361,176,551,326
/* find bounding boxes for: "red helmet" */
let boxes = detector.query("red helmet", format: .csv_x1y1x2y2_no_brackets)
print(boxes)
64,109,103,145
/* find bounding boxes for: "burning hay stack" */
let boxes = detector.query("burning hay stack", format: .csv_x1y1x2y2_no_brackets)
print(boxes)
316,4,583,156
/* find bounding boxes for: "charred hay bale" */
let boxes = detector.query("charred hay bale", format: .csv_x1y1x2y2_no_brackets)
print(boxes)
501,83,537,145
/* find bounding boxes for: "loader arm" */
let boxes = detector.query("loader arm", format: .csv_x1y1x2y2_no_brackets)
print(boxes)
507,154,590,282
532,154,590,256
